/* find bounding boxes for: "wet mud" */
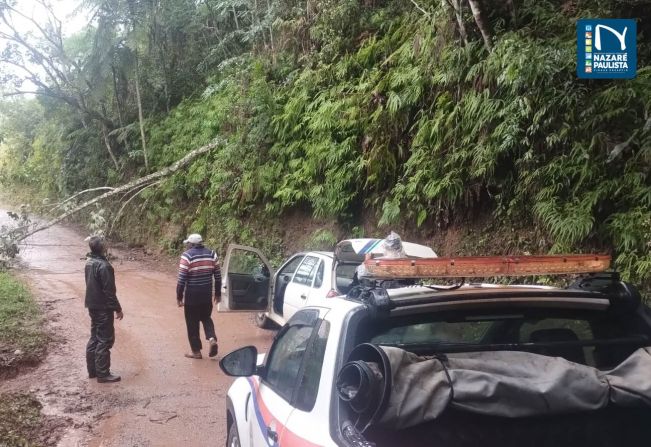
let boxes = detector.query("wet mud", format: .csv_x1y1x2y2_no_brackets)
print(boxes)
0,212,274,446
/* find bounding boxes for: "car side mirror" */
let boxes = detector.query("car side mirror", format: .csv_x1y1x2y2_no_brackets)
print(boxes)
220,346,258,377
281,274,291,283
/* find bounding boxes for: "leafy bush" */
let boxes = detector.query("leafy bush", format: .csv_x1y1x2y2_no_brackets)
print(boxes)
0,272,45,364
306,229,338,250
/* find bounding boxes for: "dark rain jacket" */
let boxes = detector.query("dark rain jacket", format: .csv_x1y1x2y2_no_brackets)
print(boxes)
85,253,122,312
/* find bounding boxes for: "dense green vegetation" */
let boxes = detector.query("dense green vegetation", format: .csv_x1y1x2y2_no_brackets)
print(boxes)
0,272,44,374
1,1,650,284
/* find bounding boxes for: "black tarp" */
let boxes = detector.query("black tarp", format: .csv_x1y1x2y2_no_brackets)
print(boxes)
376,346,651,429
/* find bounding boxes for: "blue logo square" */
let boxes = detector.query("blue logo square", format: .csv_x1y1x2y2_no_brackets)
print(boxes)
577,19,637,79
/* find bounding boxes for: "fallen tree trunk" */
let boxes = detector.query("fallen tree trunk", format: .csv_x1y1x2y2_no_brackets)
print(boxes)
5,137,223,243
47,186,116,213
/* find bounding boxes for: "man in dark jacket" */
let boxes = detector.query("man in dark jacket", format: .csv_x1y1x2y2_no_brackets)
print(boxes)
177,233,220,359
85,236,123,383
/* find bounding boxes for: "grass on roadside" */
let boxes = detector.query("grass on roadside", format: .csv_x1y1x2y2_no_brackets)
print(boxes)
0,393,44,447
0,273,55,447
0,271,44,373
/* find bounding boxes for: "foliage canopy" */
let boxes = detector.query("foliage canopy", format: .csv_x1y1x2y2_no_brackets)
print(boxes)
1,0,650,284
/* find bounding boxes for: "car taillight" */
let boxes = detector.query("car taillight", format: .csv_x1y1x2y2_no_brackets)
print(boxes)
326,289,338,298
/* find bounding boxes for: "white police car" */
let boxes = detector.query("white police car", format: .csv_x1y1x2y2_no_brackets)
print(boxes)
218,255,651,447
219,239,436,329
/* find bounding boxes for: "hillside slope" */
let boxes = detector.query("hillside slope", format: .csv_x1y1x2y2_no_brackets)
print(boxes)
1,0,650,283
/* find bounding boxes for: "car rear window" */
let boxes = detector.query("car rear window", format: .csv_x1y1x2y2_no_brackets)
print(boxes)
366,310,650,369
371,320,493,345
335,263,359,293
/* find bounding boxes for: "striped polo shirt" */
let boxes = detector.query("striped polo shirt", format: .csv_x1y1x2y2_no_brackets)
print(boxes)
176,245,222,305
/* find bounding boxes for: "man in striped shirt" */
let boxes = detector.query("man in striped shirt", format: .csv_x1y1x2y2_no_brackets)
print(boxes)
177,233,221,359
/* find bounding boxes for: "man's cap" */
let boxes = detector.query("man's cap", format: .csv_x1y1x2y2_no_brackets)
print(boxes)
183,233,203,244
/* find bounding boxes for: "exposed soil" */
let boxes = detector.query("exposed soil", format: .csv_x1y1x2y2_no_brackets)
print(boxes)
0,392,70,447
0,211,274,446
0,349,41,381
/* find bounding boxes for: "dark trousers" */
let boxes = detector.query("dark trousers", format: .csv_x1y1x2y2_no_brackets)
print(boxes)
184,303,216,352
86,309,115,377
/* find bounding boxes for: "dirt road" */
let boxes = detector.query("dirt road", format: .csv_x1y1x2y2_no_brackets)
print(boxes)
0,211,274,446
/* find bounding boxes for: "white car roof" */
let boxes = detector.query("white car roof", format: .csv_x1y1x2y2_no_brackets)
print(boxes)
320,283,560,310
311,296,362,313
309,251,334,258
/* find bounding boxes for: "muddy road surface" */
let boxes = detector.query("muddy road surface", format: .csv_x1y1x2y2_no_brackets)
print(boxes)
0,210,274,446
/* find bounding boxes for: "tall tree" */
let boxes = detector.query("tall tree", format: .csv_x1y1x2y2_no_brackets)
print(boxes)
0,0,121,169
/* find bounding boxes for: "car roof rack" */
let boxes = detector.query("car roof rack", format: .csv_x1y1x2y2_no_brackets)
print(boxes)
568,271,641,311
569,271,620,291
348,254,621,315
360,254,611,279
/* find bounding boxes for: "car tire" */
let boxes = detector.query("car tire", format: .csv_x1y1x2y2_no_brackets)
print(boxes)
227,419,241,447
255,312,277,330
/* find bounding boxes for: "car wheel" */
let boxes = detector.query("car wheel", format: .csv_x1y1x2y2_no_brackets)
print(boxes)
227,419,241,447
255,312,277,330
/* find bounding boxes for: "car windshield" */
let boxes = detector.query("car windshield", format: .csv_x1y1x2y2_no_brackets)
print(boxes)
364,309,650,369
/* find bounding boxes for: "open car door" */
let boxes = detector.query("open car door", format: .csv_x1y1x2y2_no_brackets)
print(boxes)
218,244,273,312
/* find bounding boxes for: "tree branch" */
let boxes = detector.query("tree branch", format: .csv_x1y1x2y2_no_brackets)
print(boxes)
108,180,164,236
133,55,149,171
0,7,115,127
48,187,116,213
445,0,469,47
102,125,121,171
2,91,45,97
4,3,63,56
0,17,69,86
467,0,492,51
8,138,224,242
410,0,431,17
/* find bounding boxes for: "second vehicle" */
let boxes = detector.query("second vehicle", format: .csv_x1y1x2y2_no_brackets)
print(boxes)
218,238,437,328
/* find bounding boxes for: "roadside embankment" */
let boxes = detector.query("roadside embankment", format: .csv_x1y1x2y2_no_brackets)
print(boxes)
0,271,44,379
0,271,60,447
